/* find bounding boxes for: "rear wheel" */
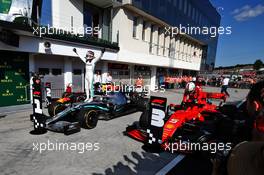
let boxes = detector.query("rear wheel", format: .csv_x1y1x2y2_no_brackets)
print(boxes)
48,101,59,117
53,104,67,116
78,110,98,129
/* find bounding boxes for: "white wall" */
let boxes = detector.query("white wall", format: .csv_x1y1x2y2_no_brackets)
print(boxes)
51,0,84,34
0,35,118,61
112,8,203,71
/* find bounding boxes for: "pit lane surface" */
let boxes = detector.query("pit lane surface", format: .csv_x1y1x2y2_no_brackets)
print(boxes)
0,87,248,175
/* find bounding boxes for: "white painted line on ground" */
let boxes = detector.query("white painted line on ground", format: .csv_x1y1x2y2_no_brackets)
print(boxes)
155,154,185,175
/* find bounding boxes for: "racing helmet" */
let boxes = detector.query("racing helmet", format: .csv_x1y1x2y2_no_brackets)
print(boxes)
185,82,196,92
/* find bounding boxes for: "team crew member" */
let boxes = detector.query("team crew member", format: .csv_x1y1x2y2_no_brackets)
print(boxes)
94,71,102,84
221,76,230,97
105,72,113,84
66,83,72,93
135,75,144,87
73,48,105,101
135,75,144,92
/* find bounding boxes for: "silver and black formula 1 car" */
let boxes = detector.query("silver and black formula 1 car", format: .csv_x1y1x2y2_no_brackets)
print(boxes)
43,91,148,134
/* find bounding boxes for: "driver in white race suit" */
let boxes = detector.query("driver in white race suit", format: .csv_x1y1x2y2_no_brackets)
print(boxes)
73,48,105,102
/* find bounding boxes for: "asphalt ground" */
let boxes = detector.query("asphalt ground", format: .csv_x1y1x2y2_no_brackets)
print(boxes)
0,87,249,175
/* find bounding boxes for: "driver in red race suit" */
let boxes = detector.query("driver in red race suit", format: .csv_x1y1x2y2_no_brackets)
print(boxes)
182,77,206,105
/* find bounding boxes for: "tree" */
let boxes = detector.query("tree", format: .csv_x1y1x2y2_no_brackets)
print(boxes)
253,59,263,70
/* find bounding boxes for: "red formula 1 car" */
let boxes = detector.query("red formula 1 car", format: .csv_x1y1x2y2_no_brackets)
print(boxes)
125,88,232,153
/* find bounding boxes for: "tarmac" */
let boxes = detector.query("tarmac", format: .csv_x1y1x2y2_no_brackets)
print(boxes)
0,87,249,175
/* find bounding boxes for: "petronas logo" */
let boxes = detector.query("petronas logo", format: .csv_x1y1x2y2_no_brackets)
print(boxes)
6,89,9,93
5,76,8,80
20,95,24,99
20,82,22,86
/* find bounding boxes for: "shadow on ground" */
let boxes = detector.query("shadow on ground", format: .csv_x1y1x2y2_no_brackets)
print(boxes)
92,151,162,175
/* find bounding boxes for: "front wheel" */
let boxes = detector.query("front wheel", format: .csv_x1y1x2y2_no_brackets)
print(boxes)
77,110,98,129
139,109,149,129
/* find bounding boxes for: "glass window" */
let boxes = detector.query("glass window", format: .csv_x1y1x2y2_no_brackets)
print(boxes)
73,69,82,75
199,14,202,25
39,68,49,75
157,27,162,54
196,11,199,24
52,69,62,76
149,24,154,53
173,0,177,7
192,7,195,21
184,1,188,14
142,20,146,40
188,4,192,18
40,0,52,26
133,16,138,38
150,24,154,43
84,2,100,37
179,0,182,11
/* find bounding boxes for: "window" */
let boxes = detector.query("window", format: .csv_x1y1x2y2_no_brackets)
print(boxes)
150,24,154,43
52,69,62,76
149,24,154,53
84,2,100,37
133,16,138,38
142,21,146,40
157,28,161,54
184,1,188,14
73,69,82,75
169,37,175,58
192,8,195,21
196,11,199,24
173,0,177,7
188,4,192,18
40,0,52,26
39,68,49,75
199,14,202,25
179,0,182,11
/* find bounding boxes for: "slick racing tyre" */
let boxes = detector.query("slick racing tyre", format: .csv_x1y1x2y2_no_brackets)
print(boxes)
53,104,67,116
48,101,57,117
48,102,65,117
139,109,149,129
78,110,98,129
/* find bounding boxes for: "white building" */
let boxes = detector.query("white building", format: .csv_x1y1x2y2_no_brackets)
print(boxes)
0,0,220,107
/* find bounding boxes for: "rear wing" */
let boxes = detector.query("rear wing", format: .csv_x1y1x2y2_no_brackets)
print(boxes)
146,96,167,146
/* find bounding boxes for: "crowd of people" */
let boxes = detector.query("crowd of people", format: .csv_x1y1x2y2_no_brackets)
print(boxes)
207,76,259,89
158,75,198,89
